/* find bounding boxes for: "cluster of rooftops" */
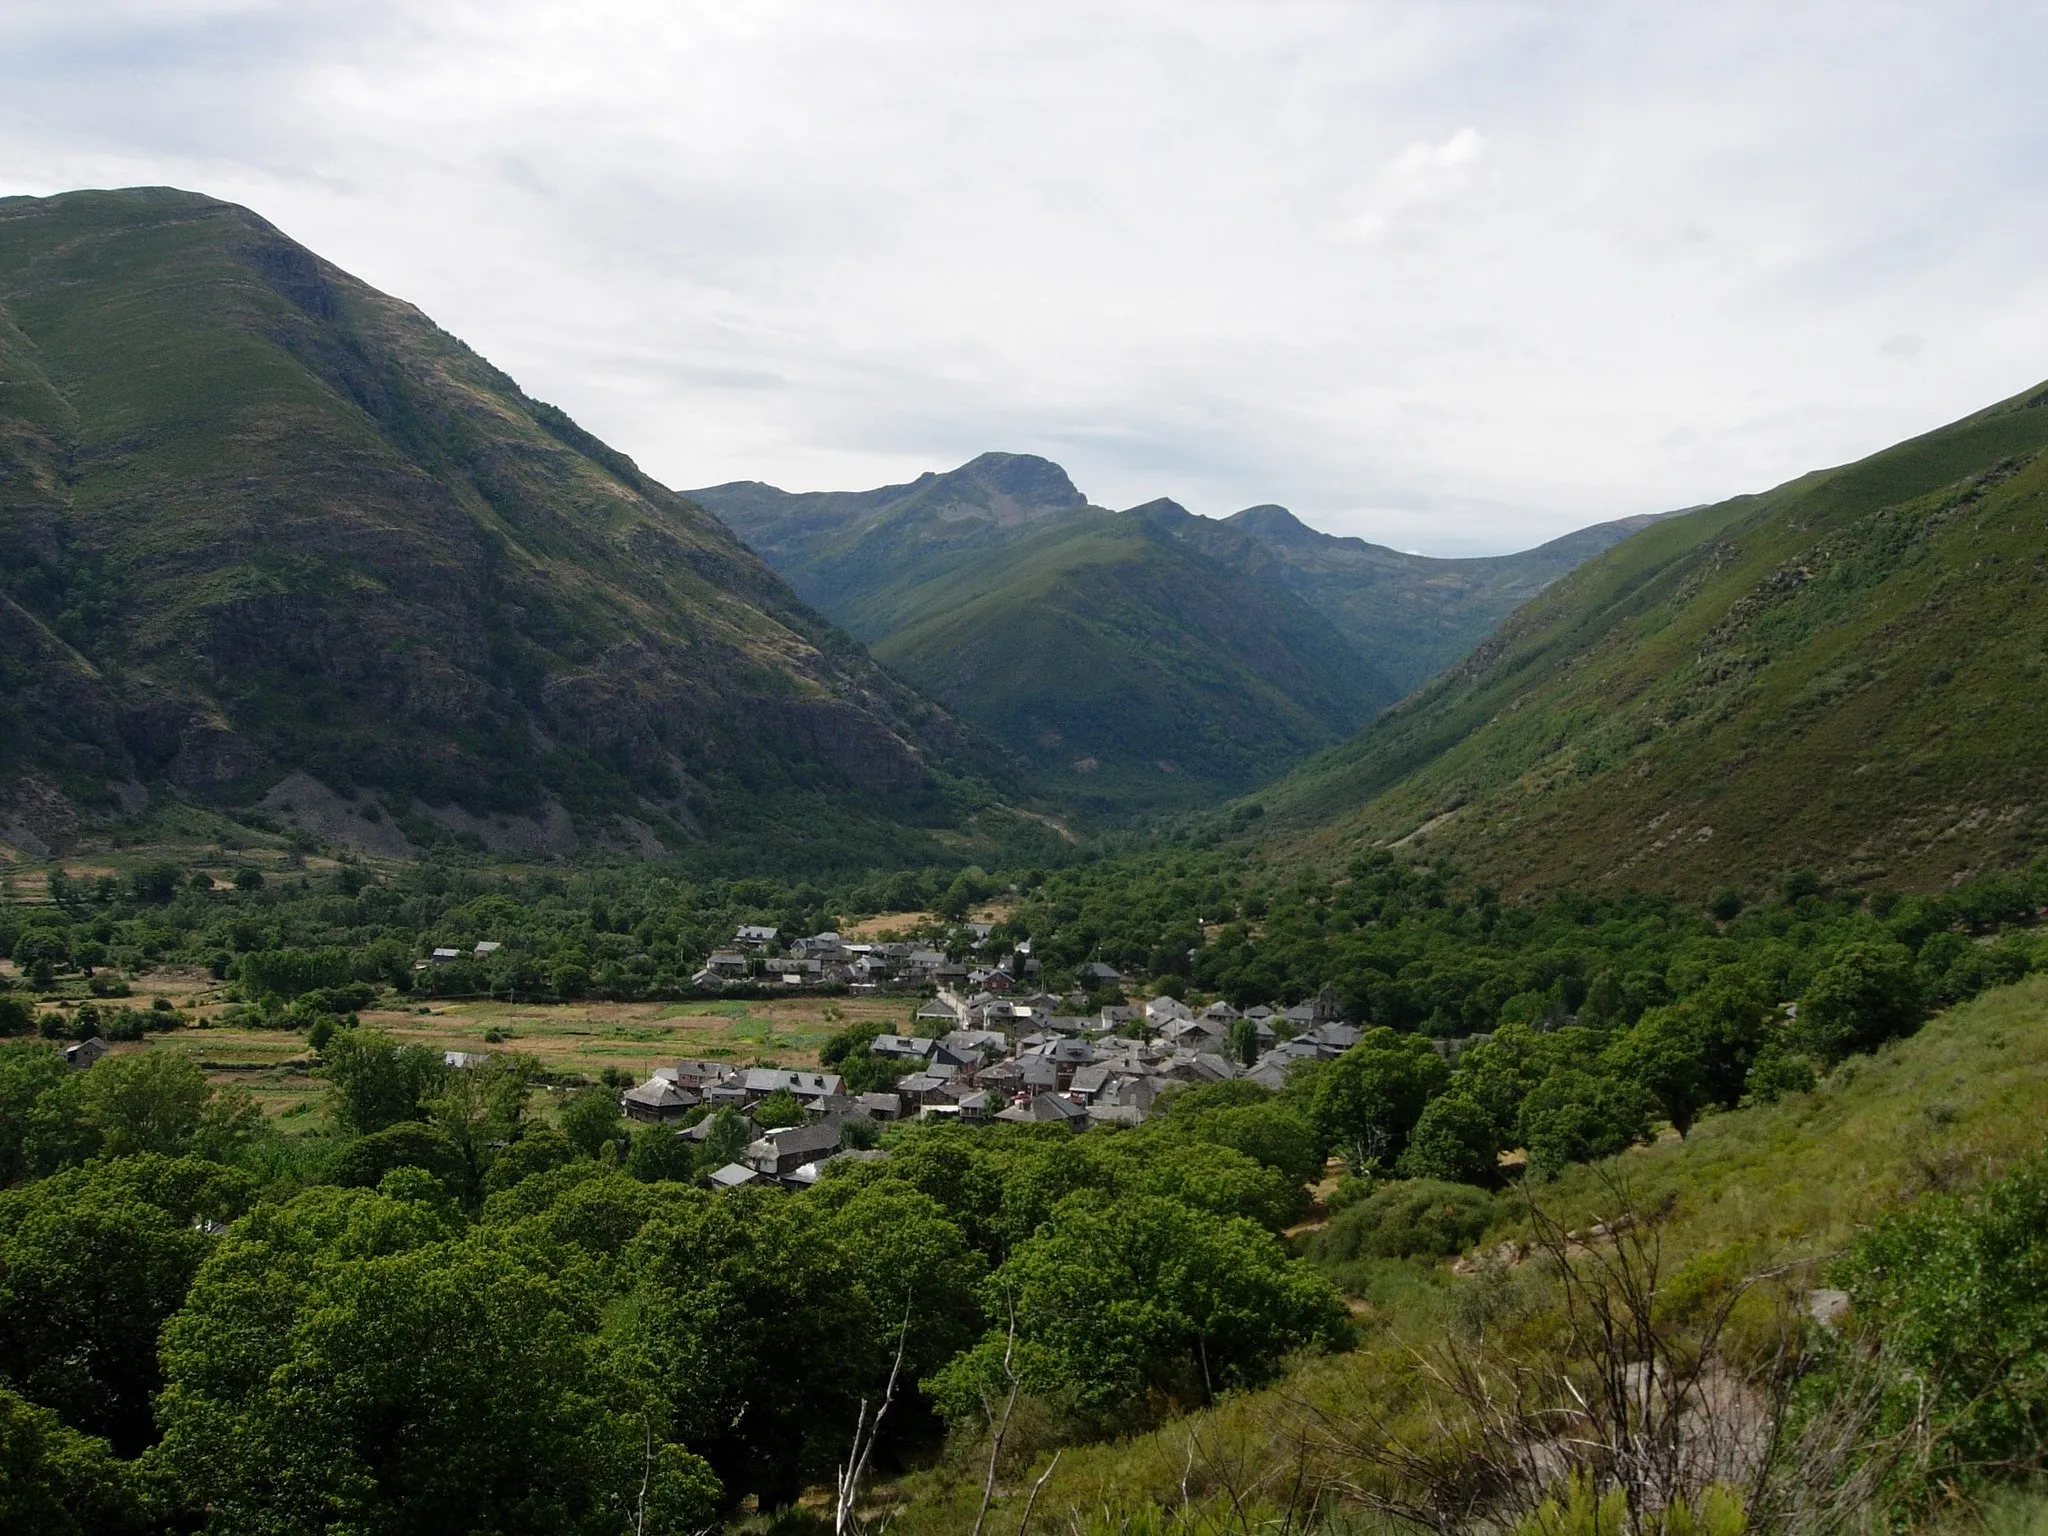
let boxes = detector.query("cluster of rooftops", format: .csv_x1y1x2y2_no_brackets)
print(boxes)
618,983,1365,1192
693,924,1034,992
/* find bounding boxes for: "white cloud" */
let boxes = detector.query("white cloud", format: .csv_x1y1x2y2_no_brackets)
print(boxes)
1346,126,1487,239
2,1,2047,555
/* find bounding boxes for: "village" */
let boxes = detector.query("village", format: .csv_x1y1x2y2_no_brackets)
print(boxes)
617,921,1362,1191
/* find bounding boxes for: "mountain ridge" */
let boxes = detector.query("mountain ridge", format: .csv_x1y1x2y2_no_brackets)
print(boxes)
0,186,1014,869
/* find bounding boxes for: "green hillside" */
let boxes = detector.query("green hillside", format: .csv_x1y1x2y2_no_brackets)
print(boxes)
865,509,1398,813
1157,500,1668,693
691,459,1656,817
0,188,1008,871
1258,378,2048,897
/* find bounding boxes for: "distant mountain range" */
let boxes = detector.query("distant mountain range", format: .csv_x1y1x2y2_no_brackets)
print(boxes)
1253,377,2048,897
0,188,1018,868
690,456,1660,812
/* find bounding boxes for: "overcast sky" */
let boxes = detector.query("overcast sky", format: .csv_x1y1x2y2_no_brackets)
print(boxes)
6,2,2047,554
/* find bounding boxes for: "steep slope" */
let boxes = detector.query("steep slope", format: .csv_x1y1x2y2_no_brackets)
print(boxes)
0,187,985,867
863,508,1399,813
1258,378,2048,897
689,451,1087,639
1159,502,1669,693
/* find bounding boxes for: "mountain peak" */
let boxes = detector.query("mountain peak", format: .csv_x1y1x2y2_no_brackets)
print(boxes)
946,452,1086,509
1226,504,1316,542
1122,497,1193,525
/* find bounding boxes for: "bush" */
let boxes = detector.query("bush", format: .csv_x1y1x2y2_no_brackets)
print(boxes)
1302,1178,1497,1264
1744,1043,1816,1103
1831,1149,2048,1507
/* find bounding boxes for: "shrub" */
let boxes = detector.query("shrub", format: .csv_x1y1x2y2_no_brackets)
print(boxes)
1302,1178,1497,1264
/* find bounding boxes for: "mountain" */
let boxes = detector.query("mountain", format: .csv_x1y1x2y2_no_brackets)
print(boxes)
1254,378,2048,897
863,506,1400,813
0,187,999,868
693,462,1399,812
689,459,1654,815
690,450,1090,639
1154,502,1670,693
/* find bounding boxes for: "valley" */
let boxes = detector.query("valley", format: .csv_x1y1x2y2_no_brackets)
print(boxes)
4,183,2048,1536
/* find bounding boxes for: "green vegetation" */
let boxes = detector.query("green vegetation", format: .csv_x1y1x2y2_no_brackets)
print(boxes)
1150,499,1667,694
0,1033,1345,1528
11,187,2048,1536
695,457,1661,819
4,838,2046,1530
1258,378,2048,897
0,187,1037,874
880,972,2048,1536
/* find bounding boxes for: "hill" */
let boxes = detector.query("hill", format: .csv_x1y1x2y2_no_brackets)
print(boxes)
1256,377,2048,897
689,460,1656,814
863,507,1400,813
1155,500,1669,693
0,187,1010,870
688,450,1089,639
693,460,1400,811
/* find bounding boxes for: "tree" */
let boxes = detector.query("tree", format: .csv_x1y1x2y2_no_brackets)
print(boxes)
750,1089,805,1130
1516,1068,1652,1175
156,1195,720,1535
0,1172,212,1454
12,929,67,988
427,1054,536,1192
329,1122,472,1199
1602,979,1768,1136
21,1051,258,1173
945,1191,1347,1423
696,1108,752,1172
1309,1028,1449,1173
559,1084,627,1160
1227,1017,1261,1067
814,1181,988,1380
618,1189,875,1508
0,1042,70,1183
1115,1137,1303,1232
1796,942,1922,1065
238,947,355,1001
627,1124,699,1183
1399,1093,1505,1186
0,1387,150,1536
322,1029,449,1134
485,1123,575,1193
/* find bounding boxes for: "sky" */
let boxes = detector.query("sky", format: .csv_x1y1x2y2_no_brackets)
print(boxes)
5,3,2048,555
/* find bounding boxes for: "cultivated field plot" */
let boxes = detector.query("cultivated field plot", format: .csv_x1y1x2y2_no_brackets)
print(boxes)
104,992,924,1119
357,994,919,1077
